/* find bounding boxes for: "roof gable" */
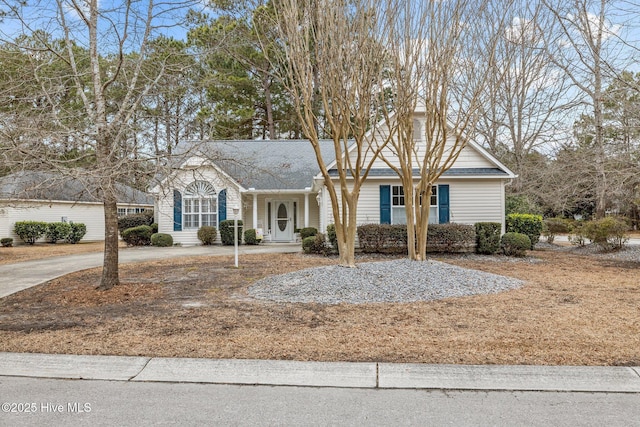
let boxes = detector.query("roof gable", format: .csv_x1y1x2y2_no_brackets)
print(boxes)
179,140,336,191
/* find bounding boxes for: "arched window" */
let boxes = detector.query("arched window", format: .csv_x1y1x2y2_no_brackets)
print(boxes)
183,181,217,229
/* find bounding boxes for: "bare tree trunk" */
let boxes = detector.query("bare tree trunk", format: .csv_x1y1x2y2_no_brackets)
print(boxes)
263,74,276,139
98,187,120,290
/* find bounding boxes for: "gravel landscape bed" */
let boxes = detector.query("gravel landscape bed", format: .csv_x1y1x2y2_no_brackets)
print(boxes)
249,258,524,304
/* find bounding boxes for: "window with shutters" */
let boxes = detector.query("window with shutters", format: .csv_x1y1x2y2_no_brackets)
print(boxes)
391,185,438,224
183,181,217,229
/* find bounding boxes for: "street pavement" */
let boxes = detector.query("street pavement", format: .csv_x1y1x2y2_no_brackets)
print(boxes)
1,242,639,425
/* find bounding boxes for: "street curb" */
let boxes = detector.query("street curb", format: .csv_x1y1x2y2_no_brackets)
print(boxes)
2,353,640,393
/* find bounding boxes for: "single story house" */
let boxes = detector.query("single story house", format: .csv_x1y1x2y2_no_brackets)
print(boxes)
151,111,516,245
0,171,153,243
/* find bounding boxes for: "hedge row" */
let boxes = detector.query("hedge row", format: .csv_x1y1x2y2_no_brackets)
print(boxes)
14,221,87,245
357,223,478,254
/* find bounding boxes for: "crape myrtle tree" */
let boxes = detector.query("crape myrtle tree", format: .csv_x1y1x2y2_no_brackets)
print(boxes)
377,0,509,261
271,0,392,267
0,0,200,290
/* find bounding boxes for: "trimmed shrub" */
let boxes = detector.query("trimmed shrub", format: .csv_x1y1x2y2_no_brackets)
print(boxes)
583,217,630,251
219,219,243,245
326,223,338,253
197,226,217,245
151,223,159,233
121,225,153,246
151,233,173,247
14,221,48,245
501,232,531,257
427,223,476,253
299,227,318,239
302,233,327,255
506,213,543,249
118,212,153,235
357,224,408,254
1,238,13,247
66,223,87,244
244,228,261,245
45,222,72,243
475,222,502,254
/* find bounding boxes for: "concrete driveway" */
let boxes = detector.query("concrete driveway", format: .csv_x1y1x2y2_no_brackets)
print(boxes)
0,243,301,298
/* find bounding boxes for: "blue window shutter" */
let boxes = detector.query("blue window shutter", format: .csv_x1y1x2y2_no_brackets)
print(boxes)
438,184,450,224
173,189,182,231
218,189,227,223
380,185,391,224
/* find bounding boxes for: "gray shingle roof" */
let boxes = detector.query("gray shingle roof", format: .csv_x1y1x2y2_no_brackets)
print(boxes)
0,171,153,205
191,140,336,190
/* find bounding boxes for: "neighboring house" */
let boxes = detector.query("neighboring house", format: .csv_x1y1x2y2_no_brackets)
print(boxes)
0,171,153,243
151,112,516,245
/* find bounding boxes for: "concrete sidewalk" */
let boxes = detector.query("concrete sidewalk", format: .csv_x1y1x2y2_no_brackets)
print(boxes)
0,243,301,298
1,352,639,393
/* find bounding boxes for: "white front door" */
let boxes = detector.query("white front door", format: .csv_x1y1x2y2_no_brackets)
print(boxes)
273,201,293,241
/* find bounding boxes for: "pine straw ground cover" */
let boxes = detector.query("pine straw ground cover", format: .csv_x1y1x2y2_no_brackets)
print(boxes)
0,242,108,265
0,247,638,366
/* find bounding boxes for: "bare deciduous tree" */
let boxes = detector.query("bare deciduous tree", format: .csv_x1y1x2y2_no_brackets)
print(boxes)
271,0,391,266
476,1,574,193
543,0,625,218
0,0,199,290
378,0,508,260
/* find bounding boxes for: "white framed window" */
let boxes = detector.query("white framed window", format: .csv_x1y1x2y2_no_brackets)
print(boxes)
391,185,438,224
117,207,147,217
183,181,217,229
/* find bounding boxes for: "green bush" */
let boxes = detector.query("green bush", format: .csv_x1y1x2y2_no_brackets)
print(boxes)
302,233,327,255
501,232,531,257
151,233,173,247
357,223,476,254
427,223,476,253
118,212,153,235
583,217,630,251
151,223,159,233
506,213,543,249
475,222,502,254
121,225,153,246
219,219,243,245
197,226,217,245
326,223,338,253
357,224,408,254
505,195,541,216
568,221,587,247
244,228,261,245
299,227,318,239
542,217,571,243
66,223,87,244
14,221,48,245
1,238,13,247
45,222,72,244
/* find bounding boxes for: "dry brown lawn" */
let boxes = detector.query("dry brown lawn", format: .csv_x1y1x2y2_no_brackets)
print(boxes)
0,241,108,265
0,245,638,366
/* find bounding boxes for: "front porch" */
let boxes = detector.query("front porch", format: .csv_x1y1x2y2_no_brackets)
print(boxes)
241,190,321,243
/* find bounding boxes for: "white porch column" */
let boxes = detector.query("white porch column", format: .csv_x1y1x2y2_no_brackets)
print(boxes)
304,192,310,228
252,193,258,229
